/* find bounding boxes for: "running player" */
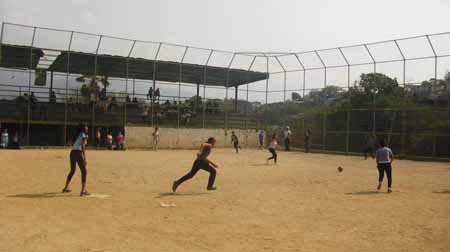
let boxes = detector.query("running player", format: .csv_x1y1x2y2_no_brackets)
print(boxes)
375,139,394,193
230,131,240,153
267,134,278,164
172,137,219,192
62,124,90,196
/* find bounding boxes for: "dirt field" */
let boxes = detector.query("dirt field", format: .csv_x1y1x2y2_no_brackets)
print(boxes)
0,148,449,252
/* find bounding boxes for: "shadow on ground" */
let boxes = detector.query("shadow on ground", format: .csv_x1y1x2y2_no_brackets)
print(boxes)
432,189,450,194
345,190,383,195
249,163,272,167
7,192,75,199
156,192,209,198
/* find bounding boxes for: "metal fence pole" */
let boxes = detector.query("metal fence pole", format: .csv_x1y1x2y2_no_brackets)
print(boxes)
202,50,214,129
346,110,350,153
124,40,136,127
64,31,74,145
265,56,269,126
0,22,4,63
225,54,236,131
178,47,189,142
91,35,102,140
274,56,287,126
364,44,377,135
394,40,406,155
26,27,37,146
322,113,327,151
245,56,256,130
426,35,438,88
425,36,439,157
152,43,162,128
338,48,351,89
315,51,327,88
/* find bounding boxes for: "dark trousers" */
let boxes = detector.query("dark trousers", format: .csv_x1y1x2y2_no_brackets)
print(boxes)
268,148,277,163
364,147,374,159
377,163,392,188
259,137,264,148
176,159,216,188
305,138,310,153
234,142,239,153
67,150,87,183
284,138,290,151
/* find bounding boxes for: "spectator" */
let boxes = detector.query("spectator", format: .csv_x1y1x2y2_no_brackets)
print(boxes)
126,95,131,104
106,132,113,150
132,97,138,104
305,128,312,153
11,131,20,149
258,129,265,149
100,87,107,101
154,88,160,101
152,127,160,151
147,86,153,100
49,91,57,104
283,126,292,151
1,129,9,149
95,128,102,148
116,131,125,150
30,92,37,103
30,92,37,111
109,96,117,111
364,134,376,159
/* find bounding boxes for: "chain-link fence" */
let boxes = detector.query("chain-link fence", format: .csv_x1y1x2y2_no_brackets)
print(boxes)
0,22,449,158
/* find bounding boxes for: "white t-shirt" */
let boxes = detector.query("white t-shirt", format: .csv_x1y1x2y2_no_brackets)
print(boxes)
152,131,160,142
269,139,278,149
376,147,394,164
72,133,87,151
283,130,291,139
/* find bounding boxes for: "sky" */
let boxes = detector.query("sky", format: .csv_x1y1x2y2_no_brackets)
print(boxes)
0,0,449,102
1,0,449,52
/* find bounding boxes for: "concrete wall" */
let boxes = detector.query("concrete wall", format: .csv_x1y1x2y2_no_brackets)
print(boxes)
125,126,262,149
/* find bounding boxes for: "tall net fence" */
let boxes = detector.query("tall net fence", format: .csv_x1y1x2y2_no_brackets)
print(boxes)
0,22,449,158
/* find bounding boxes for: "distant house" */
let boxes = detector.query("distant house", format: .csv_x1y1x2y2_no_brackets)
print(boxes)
406,79,450,103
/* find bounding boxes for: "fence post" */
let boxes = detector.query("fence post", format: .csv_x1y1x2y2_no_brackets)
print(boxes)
401,109,406,157
346,110,350,153
322,113,327,151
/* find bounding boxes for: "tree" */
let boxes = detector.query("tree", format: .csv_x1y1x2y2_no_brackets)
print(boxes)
305,85,343,105
343,73,409,108
359,73,399,96
292,92,302,101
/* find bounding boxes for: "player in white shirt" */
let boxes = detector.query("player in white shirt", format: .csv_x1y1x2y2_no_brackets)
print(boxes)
267,134,278,164
375,139,394,193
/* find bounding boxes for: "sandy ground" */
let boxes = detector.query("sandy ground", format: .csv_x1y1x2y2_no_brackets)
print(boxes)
0,148,449,252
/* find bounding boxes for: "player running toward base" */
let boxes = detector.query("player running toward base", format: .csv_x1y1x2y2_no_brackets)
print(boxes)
375,139,394,193
172,137,219,192
62,124,90,196
267,134,278,164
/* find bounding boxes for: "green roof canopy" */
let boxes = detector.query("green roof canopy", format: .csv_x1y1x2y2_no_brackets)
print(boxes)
0,44,43,69
49,51,268,87
0,44,269,87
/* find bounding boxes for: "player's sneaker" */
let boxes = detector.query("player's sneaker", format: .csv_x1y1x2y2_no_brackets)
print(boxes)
172,181,178,193
377,183,382,190
80,191,91,197
387,188,392,193
207,186,217,191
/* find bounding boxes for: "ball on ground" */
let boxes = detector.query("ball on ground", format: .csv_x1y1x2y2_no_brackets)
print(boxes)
337,166,343,172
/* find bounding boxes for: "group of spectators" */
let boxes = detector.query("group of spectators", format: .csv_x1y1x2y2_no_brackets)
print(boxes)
94,128,125,150
256,126,312,153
